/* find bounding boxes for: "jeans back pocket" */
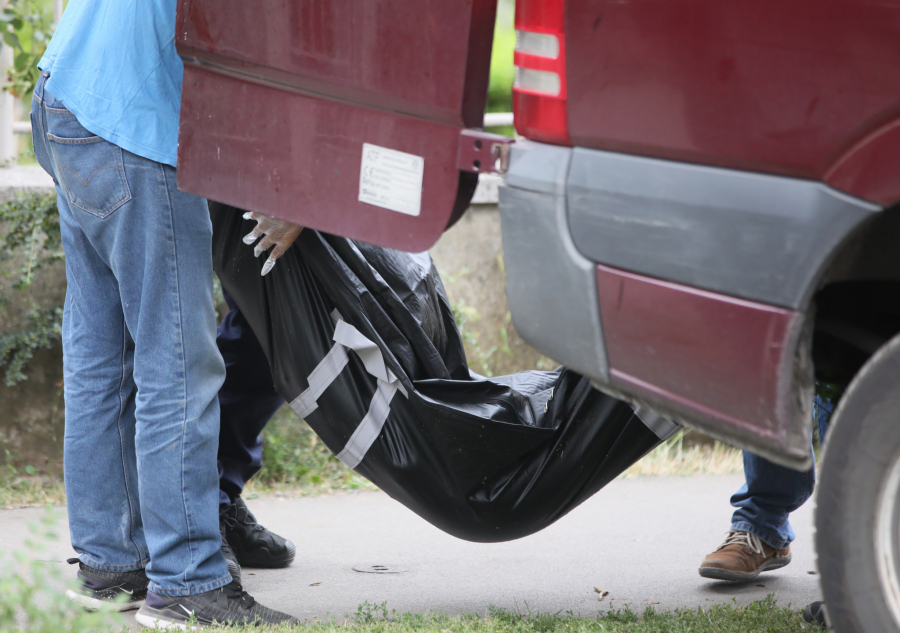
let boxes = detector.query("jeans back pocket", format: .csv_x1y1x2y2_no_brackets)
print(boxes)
45,109,132,219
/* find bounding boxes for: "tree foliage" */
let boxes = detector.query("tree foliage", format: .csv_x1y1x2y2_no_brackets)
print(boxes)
1,0,54,99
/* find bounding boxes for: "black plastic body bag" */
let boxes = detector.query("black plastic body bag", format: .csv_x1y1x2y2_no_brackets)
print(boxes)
210,202,678,543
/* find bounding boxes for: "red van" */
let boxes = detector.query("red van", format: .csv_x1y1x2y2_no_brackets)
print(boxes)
175,1,900,630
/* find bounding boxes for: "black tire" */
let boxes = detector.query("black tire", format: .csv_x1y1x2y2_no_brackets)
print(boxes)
817,331,900,632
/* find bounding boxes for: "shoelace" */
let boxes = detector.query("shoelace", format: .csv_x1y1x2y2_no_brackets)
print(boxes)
717,530,764,555
221,580,257,610
221,501,266,535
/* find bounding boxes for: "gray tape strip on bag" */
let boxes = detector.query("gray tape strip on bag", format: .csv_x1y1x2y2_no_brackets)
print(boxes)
290,342,349,418
335,379,400,469
634,405,681,440
333,320,395,384
289,318,405,468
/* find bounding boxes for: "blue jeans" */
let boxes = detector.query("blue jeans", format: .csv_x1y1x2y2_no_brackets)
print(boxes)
216,291,285,505
730,394,834,549
31,74,231,596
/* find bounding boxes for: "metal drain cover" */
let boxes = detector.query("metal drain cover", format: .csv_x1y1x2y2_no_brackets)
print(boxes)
353,563,407,574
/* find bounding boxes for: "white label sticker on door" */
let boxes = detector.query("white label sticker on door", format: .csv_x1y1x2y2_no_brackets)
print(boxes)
358,143,424,217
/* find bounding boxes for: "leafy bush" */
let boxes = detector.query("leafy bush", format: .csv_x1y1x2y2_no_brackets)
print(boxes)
0,192,63,386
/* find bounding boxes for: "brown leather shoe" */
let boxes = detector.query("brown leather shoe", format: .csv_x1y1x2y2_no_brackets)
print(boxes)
699,530,791,581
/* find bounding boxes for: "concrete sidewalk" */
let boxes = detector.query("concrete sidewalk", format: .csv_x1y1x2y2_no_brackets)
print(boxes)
0,474,822,626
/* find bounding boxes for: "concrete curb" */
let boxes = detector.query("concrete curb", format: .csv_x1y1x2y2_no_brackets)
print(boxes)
0,165,55,203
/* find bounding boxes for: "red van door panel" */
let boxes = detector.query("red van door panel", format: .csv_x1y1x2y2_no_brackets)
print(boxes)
175,0,496,251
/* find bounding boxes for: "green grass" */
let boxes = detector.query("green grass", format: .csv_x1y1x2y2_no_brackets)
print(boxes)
331,599,810,633
488,22,515,114
0,472,65,508
244,406,376,499
118,597,806,632
0,592,814,633
0,452,66,508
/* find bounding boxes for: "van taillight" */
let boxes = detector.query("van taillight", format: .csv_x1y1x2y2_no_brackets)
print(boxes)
513,0,570,145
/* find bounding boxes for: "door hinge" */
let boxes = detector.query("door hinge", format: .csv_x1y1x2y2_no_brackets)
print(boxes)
457,129,515,175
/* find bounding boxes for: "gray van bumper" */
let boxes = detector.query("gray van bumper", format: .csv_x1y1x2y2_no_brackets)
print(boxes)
498,143,610,383
498,140,880,468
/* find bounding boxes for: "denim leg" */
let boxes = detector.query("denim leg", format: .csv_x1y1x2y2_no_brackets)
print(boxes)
216,291,284,505
730,451,812,549
814,394,833,445
59,193,148,571
730,393,833,549
33,78,230,596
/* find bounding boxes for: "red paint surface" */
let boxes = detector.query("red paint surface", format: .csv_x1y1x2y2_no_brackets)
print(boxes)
565,0,900,204
175,0,495,251
824,117,900,207
596,265,801,441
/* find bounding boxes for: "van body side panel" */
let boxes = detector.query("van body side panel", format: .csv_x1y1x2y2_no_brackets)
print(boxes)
564,0,900,191
596,264,811,467
566,148,879,310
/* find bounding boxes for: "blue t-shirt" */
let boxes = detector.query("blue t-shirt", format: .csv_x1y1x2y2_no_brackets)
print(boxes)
38,0,183,167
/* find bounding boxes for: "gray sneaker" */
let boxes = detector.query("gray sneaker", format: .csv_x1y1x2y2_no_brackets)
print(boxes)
135,580,298,628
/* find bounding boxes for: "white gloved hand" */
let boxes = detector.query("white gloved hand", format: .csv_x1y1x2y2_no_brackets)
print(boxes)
241,211,304,276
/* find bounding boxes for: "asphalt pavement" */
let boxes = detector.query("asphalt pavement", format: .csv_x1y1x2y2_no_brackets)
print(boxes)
0,474,822,626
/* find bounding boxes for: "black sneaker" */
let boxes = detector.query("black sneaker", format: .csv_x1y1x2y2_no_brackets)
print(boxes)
802,601,829,629
135,580,298,628
65,558,149,612
220,517,242,584
221,496,296,568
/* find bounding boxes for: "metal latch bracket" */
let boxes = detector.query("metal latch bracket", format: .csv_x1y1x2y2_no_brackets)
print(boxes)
457,129,515,175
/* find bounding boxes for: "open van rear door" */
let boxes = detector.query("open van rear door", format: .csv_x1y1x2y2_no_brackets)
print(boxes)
175,0,505,251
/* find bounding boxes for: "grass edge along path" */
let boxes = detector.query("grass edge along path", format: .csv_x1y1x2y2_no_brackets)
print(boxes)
226,597,811,633
2,507,808,632
1,596,812,633
0,415,743,509
307,597,809,632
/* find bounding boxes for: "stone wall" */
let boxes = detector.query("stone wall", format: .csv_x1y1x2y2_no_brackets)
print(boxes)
429,204,556,377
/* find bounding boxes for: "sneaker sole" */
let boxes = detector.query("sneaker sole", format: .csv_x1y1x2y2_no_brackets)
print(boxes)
135,609,202,630
137,605,296,628
698,556,792,582
66,589,144,612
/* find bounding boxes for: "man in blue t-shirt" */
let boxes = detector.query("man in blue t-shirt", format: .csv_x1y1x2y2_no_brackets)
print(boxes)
31,0,295,626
